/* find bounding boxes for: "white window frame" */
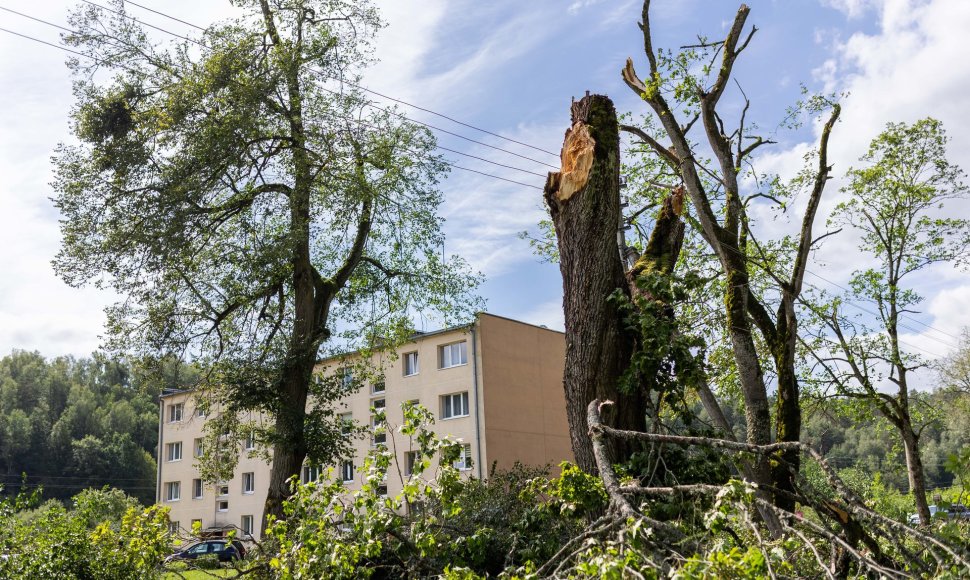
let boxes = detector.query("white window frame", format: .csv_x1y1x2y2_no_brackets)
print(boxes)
242,472,255,494
164,481,181,502
340,412,353,435
168,521,180,534
371,415,386,446
195,404,206,418
244,433,256,451
192,478,204,499
371,379,386,395
168,403,184,423
341,460,354,483
341,367,354,389
404,451,418,476
166,442,183,462
454,443,473,471
218,484,229,496
439,341,468,369
403,351,419,376
303,464,322,483
441,392,470,420
371,398,386,412
217,500,229,512
194,438,204,458
241,515,254,536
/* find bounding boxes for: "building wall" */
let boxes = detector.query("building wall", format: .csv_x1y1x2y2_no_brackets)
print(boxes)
478,314,572,473
157,313,570,540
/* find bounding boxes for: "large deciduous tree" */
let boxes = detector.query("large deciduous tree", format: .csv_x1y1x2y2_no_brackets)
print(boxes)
805,118,969,525
53,0,478,529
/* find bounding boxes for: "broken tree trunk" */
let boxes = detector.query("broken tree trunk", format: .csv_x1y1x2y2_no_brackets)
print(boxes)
545,94,647,472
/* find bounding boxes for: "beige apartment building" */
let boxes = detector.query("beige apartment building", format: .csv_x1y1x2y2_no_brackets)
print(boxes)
156,313,571,539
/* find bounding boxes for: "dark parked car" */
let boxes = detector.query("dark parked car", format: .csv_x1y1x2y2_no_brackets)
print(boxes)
166,539,246,563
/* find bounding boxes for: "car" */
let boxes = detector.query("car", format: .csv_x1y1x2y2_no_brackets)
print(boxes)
907,504,970,525
165,539,246,563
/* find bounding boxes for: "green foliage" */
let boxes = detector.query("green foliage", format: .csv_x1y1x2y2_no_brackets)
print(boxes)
0,351,159,503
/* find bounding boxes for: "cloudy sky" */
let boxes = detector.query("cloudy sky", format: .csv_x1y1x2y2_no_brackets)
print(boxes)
0,0,968,367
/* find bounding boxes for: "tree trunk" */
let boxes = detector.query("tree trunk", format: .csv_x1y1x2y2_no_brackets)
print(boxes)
901,414,931,525
545,94,646,472
772,314,801,512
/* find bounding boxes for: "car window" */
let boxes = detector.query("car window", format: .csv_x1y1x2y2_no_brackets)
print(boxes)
188,543,208,554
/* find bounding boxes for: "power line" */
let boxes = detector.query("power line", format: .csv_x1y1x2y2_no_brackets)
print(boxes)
0,23,543,192
86,0,561,163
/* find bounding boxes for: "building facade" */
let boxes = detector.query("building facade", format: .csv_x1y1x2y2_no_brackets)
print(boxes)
156,313,571,539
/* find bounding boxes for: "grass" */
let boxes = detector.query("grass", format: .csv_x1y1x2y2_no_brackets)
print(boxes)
161,567,246,579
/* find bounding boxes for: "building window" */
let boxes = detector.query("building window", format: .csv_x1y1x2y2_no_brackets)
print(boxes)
192,478,203,499
166,442,183,462
371,379,386,395
195,404,206,418
218,484,229,496
372,398,386,412
164,481,181,502
371,415,386,446
405,451,419,476
454,443,473,471
341,367,354,390
242,472,255,494
217,500,229,512
341,461,354,483
439,341,468,368
244,433,256,451
194,438,204,458
241,515,254,536
168,521,180,534
302,464,322,483
168,403,184,423
377,484,388,497
403,351,419,376
339,412,353,435
441,392,470,419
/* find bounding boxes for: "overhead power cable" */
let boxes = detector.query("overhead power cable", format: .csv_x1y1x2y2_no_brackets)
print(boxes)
87,0,560,162
0,21,543,191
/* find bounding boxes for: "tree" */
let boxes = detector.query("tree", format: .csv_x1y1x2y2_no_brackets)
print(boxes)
53,0,479,529
619,1,840,515
940,328,970,393
805,118,970,525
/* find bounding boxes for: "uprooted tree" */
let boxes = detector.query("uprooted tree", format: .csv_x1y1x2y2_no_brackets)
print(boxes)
52,0,480,531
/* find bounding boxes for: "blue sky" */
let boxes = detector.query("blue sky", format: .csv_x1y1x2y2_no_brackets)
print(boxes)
0,0,968,365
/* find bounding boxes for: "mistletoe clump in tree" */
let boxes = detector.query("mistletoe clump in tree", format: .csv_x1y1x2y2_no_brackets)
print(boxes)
52,0,480,529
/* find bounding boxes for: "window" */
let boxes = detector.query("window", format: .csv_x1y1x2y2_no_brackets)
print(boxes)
377,484,388,497
340,413,353,435
241,515,254,536
192,478,204,499
168,521,180,534
441,392,470,419
168,403,184,423
341,461,354,483
217,500,229,512
405,451,419,476
164,481,181,502
371,398,386,412
371,379,386,395
302,464,322,483
454,443,473,471
341,367,354,389
166,442,183,462
371,415,386,446
218,484,229,496
195,403,206,418
403,351,419,376
194,438,204,458
439,341,468,368
244,433,256,451
242,472,255,494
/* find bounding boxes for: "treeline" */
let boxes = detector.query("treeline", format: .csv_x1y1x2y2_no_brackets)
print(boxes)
803,388,970,495
0,351,173,504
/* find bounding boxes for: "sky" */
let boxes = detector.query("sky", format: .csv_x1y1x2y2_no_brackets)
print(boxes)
0,0,968,374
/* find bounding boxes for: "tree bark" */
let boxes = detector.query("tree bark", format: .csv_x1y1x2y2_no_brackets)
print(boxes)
545,94,646,472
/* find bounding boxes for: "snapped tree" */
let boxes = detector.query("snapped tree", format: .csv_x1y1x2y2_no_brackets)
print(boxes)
52,0,479,530
805,118,969,525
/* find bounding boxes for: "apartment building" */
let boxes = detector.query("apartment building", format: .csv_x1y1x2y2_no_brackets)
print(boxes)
157,313,571,539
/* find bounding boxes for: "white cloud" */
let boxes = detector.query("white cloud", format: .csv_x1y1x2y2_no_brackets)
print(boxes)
822,0,877,19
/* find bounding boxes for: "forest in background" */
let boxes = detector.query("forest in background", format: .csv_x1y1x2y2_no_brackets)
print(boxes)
0,351,194,505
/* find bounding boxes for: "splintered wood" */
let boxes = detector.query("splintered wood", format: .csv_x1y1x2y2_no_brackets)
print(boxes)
552,122,595,202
